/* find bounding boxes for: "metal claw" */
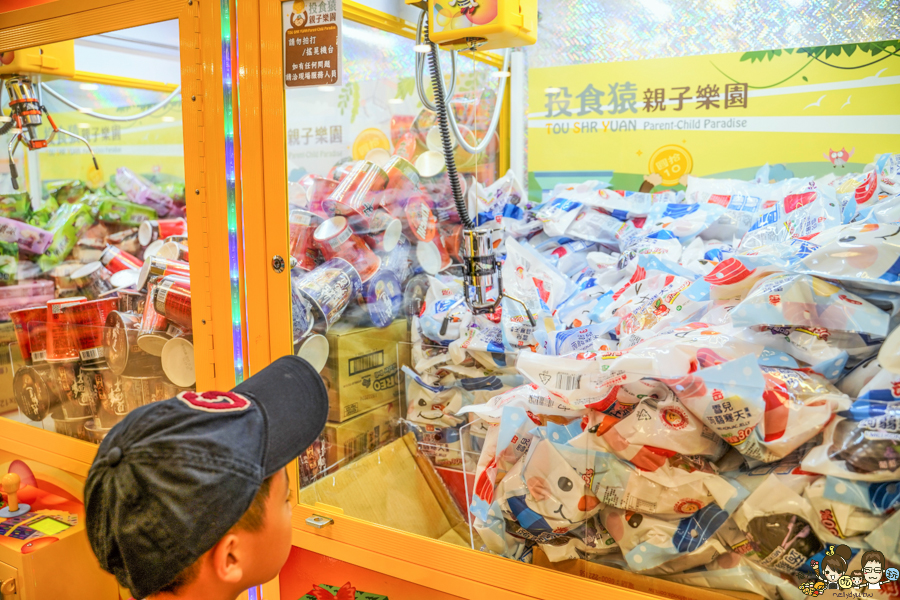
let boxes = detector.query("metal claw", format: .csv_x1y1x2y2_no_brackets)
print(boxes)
7,134,20,190
56,127,100,170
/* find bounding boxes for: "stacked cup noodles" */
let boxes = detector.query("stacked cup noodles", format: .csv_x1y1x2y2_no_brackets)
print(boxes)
3,168,195,443
393,150,900,599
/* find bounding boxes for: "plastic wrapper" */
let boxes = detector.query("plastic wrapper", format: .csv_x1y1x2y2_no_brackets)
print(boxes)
796,222,900,292
662,552,806,600
740,178,840,250
37,202,95,271
684,176,766,240
718,474,824,575
804,477,884,548
643,202,728,244
0,240,18,284
877,153,900,194
418,277,472,345
114,167,174,216
0,193,31,221
802,402,900,482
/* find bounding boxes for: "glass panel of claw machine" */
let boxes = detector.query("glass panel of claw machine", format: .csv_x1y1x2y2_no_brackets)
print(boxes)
1,22,197,445
283,8,510,548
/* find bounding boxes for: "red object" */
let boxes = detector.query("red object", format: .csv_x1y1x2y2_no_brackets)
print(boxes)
307,177,339,214
155,279,192,330
99,245,143,273
389,115,414,147
855,171,878,204
704,257,755,286
139,282,169,336
323,161,389,226
393,132,418,162
313,217,380,282
63,297,118,362
147,218,187,242
405,196,437,242
707,194,732,208
783,191,817,214
9,306,46,364
45,297,86,361
289,210,321,271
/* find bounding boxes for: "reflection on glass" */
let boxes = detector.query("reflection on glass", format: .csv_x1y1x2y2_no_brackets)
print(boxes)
287,20,505,549
0,21,195,443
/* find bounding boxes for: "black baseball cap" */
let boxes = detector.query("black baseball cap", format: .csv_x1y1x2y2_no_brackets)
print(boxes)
84,355,329,599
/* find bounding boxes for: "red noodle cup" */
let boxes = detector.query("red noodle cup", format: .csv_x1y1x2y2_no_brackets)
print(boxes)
13,364,60,421
104,288,145,313
323,161,390,225
394,132,419,162
365,147,391,168
138,255,190,291
313,217,381,282
382,156,421,217
46,297,86,361
390,115,415,147
137,282,171,356
161,336,195,388
426,124,476,170
414,150,446,180
50,359,92,419
441,223,464,263
155,278,192,330
71,262,114,300
99,245,143,273
362,209,403,252
63,297,118,365
328,161,360,183
104,310,165,377
416,235,453,274
158,241,189,262
138,218,187,246
142,239,166,260
405,195,438,243
307,177,339,214
289,209,322,271
10,306,47,364
412,108,437,143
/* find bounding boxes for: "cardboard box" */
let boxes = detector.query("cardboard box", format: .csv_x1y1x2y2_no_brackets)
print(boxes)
321,319,408,422
323,401,399,469
533,549,763,600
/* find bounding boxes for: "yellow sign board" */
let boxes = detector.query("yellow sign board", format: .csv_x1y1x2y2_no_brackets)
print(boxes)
527,41,900,200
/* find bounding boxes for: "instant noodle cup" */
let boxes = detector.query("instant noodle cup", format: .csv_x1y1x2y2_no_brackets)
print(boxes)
46,297,86,362
404,195,438,243
71,262,114,300
364,147,391,168
137,255,190,291
154,278,192,330
293,258,362,332
361,209,403,252
137,281,173,356
49,359,92,419
288,209,321,271
99,245,143,273
63,297,118,365
161,336,195,388
10,306,48,364
416,235,453,275
323,161,390,226
306,177,339,214
157,241,189,263
356,268,402,328
104,310,165,377
393,132,419,162
51,408,93,442
295,333,328,373
138,218,187,246
313,217,380,281
13,364,60,421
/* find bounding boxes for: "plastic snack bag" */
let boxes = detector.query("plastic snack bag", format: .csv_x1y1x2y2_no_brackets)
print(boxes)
860,192,900,224
600,503,731,573
802,399,900,482
877,153,900,194
564,208,640,250
729,273,889,338
37,202,95,271
643,202,728,245
718,474,824,575
684,175,765,240
540,514,620,563
804,477,884,548
824,476,900,517
0,240,17,284
418,277,473,345
740,178,840,250
114,167,175,216
619,230,684,265
557,440,739,517
834,170,879,212
495,438,602,541
458,383,587,423
569,387,727,465
796,222,900,292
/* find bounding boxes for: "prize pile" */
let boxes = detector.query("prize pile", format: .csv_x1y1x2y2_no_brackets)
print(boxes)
3,167,195,442
401,153,900,599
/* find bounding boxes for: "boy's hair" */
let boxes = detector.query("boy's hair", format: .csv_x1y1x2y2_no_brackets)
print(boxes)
852,570,863,578
153,474,275,595
861,550,886,570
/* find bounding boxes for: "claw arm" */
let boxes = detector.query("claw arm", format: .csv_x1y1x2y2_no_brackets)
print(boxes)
55,127,100,171
7,134,21,190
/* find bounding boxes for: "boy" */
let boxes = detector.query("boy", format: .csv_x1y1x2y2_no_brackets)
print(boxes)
85,356,329,600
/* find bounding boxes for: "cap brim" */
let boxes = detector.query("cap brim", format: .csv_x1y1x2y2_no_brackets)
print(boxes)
231,355,329,477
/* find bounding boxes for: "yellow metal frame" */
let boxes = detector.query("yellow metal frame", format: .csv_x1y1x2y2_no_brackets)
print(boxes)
0,0,238,470
240,2,659,599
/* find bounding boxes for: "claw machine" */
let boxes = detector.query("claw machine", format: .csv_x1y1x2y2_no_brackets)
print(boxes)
244,1,685,599
0,0,243,597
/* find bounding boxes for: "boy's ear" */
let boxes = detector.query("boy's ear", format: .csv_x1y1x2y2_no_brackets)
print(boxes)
211,532,245,584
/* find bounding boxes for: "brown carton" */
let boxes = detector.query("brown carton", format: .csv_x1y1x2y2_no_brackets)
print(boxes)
533,549,763,600
321,318,408,422
323,401,399,468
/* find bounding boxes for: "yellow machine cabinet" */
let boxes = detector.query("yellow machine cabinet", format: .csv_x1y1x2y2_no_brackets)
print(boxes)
0,0,246,597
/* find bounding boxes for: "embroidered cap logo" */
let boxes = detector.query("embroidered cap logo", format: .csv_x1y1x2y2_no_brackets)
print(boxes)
177,390,252,413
